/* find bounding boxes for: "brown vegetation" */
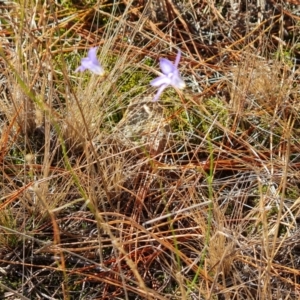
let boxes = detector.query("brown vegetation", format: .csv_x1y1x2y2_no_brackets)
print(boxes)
1,0,300,299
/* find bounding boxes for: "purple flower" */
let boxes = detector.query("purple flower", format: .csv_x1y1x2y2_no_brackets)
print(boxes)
75,47,104,75
150,50,185,102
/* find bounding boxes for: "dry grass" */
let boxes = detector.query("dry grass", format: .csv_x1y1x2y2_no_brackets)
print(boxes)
1,0,300,299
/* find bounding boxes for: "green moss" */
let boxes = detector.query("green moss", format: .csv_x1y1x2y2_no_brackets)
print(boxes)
168,96,229,144
58,0,97,9
8,147,24,165
202,97,229,136
267,206,279,218
0,210,21,248
104,60,154,127
144,57,155,67
273,47,294,68
286,186,299,200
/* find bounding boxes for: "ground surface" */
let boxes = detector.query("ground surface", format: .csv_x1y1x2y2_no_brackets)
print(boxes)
1,0,300,299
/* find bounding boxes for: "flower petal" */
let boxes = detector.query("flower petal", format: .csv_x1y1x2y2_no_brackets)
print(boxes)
171,71,185,89
75,65,86,72
88,64,105,75
159,58,175,75
172,77,185,89
75,47,104,75
150,75,171,87
80,58,104,75
174,50,181,67
152,84,168,102
87,47,99,63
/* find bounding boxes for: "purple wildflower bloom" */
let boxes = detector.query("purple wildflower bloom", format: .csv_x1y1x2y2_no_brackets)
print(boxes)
150,50,185,102
75,47,104,75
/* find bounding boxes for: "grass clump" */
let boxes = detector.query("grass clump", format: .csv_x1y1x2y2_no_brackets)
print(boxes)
1,0,300,299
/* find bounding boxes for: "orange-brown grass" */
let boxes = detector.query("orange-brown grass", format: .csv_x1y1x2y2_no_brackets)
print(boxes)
1,0,300,299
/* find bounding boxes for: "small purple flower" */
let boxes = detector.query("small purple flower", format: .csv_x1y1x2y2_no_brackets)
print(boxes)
75,47,104,75
150,50,185,102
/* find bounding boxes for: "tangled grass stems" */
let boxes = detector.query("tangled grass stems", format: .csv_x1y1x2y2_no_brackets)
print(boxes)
1,0,300,299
